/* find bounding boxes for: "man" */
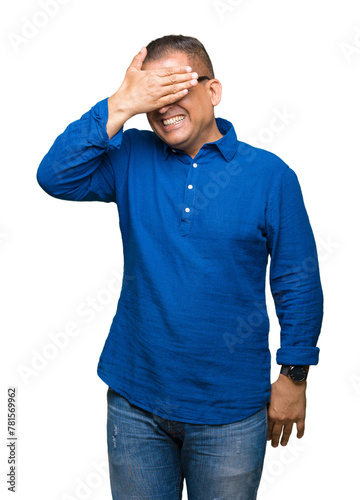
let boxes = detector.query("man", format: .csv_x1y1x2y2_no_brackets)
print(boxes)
37,35,323,499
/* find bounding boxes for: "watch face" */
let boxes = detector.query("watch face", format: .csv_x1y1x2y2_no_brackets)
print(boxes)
290,366,307,382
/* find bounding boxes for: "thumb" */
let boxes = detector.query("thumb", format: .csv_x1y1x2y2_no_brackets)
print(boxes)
129,46,147,72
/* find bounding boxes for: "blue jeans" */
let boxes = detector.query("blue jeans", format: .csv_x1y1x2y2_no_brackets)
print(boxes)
107,387,268,499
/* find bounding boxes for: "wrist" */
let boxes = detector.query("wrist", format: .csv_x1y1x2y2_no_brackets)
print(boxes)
109,90,134,119
106,92,133,140
279,373,307,388
280,365,309,384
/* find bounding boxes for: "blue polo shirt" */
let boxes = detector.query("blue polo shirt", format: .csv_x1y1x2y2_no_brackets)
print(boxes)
37,98,323,424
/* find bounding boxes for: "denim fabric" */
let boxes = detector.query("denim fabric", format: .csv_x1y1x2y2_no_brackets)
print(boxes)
107,386,268,500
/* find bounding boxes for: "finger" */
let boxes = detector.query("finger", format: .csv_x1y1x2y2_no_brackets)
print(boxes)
270,423,283,447
280,423,293,446
267,419,274,442
157,88,190,106
156,65,193,78
129,47,147,71
161,71,198,87
156,76,198,104
296,419,305,439
161,78,199,97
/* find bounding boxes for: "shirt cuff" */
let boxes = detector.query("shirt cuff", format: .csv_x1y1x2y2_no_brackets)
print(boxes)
88,97,124,152
276,346,320,365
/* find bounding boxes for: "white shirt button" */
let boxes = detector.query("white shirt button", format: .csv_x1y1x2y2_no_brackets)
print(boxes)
188,184,193,189
193,163,197,168
185,207,190,213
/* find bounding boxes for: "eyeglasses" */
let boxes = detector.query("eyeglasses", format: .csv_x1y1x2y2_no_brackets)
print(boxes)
186,76,211,96
197,76,211,82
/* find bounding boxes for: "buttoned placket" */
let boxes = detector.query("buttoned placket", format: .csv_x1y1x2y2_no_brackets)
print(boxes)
165,137,235,237
179,159,200,236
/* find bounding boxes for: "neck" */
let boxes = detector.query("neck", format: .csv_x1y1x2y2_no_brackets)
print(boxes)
186,122,224,159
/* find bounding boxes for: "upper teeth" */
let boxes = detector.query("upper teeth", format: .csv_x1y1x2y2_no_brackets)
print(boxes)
163,115,185,126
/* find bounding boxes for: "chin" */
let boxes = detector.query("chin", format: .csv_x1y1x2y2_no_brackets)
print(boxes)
155,128,191,148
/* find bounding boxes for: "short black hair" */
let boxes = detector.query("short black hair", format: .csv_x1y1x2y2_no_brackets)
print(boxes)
144,34,215,79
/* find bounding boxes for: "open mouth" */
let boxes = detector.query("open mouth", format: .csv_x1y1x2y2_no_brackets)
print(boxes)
162,115,186,127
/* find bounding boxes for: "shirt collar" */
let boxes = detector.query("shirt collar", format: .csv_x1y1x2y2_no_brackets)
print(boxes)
162,117,238,163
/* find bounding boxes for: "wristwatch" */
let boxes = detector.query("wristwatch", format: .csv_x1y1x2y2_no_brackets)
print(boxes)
280,365,309,383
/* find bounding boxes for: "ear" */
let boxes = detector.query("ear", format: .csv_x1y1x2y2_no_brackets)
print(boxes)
208,79,222,107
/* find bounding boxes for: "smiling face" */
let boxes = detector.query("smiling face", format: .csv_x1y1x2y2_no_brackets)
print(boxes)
142,51,223,158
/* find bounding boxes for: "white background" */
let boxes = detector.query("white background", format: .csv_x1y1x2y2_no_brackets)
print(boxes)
1,0,359,498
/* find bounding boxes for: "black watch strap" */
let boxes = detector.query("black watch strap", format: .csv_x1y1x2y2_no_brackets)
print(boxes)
280,365,309,382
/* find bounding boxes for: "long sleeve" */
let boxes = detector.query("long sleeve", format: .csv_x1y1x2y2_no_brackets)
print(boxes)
266,165,324,365
36,98,127,202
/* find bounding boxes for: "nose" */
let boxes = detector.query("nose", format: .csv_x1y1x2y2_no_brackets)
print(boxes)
157,103,175,115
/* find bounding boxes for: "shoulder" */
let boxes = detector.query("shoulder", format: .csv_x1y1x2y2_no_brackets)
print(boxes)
235,140,289,176
231,139,300,196
122,127,161,149
108,128,162,163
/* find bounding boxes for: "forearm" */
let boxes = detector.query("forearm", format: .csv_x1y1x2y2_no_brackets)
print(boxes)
272,259,323,365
